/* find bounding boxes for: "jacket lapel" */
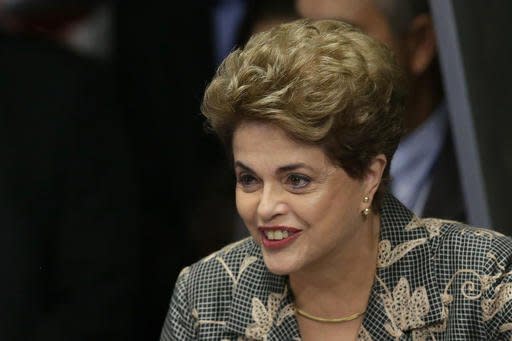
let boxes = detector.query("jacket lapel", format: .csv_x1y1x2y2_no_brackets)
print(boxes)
224,240,300,340
362,194,445,339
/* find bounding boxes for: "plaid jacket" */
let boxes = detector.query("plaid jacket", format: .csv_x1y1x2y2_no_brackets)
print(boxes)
160,195,512,340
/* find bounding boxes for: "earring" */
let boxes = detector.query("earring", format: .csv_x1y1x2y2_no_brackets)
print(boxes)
362,208,370,217
363,196,369,203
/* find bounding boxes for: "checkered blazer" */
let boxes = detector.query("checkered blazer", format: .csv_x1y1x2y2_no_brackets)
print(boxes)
160,194,512,340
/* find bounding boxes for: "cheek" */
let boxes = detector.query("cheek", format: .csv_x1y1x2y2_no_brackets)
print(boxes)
299,189,344,221
299,186,360,231
235,190,257,225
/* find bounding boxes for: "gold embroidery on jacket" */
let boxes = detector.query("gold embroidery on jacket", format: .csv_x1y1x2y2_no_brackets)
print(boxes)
377,239,427,268
377,276,430,337
405,217,458,238
482,283,512,321
357,326,373,340
245,287,294,341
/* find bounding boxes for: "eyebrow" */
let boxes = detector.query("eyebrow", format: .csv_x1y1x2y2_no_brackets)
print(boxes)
234,161,314,174
234,161,254,173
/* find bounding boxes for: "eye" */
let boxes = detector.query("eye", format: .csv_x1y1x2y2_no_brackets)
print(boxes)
237,173,260,191
285,174,311,190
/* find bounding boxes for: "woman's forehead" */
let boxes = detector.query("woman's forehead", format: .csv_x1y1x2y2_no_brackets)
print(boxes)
232,121,333,170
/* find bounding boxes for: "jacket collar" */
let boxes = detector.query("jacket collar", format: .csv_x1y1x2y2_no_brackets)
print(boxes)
224,194,444,339
362,194,445,336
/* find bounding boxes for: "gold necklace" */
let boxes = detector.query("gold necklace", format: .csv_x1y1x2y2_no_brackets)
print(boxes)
295,307,366,323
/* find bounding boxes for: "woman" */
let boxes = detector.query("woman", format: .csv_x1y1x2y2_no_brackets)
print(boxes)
160,19,512,340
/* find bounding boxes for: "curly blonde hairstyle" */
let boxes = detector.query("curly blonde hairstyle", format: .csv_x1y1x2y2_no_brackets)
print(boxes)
201,19,406,209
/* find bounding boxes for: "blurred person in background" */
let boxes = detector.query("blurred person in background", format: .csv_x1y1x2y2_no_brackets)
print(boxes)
234,0,299,48
0,1,138,340
297,0,466,222
0,0,111,59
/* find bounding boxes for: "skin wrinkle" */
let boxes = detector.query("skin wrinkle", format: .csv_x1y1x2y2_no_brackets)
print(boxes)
233,121,381,277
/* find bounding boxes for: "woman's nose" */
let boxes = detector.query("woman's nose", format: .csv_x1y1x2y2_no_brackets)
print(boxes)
257,184,287,222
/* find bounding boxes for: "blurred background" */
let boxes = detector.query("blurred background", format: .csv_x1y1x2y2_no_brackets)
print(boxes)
0,0,510,340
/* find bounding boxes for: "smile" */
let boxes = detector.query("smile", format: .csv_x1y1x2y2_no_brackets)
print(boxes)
258,226,302,249
264,230,290,240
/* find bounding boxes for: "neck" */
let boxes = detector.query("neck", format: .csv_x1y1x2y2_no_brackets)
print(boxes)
289,214,381,317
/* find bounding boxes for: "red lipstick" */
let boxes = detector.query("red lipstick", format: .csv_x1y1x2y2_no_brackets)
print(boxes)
258,226,302,249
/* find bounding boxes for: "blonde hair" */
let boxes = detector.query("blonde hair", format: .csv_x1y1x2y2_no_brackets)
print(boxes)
202,18,406,209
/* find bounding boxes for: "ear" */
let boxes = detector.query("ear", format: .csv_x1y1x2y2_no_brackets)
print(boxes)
362,154,387,204
405,14,437,76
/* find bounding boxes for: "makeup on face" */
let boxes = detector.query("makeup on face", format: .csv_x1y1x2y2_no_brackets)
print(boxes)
258,225,302,249
233,121,369,275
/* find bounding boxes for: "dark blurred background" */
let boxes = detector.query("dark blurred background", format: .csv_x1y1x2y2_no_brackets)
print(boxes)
0,0,510,340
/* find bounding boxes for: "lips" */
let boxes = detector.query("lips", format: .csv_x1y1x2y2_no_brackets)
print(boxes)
258,226,302,249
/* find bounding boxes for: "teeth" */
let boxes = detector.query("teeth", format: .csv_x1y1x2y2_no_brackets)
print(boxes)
265,230,291,240
274,230,283,240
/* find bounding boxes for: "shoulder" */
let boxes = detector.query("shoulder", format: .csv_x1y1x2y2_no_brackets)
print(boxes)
437,222,512,338
429,219,512,264
175,237,260,297
161,237,260,339
406,216,512,262
190,236,259,275
405,216,512,292
402,217,512,338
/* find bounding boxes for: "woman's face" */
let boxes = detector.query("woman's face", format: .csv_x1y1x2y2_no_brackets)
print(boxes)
233,121,378,276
